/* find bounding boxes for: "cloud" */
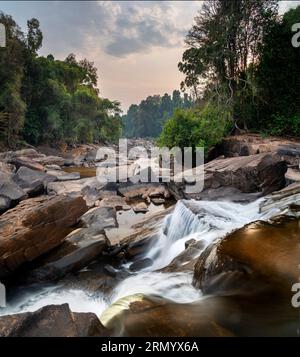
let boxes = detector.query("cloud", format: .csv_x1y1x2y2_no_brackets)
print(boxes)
0,1,200,58
96,1,190,57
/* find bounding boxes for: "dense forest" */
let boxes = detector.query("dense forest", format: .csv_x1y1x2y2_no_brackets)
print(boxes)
1,1,300,152
158,1,300,152
122,90,194,138
0,12,122,148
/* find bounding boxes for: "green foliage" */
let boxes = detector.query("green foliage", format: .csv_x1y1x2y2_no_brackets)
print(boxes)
158,104,231,154
0,12,122,147
255,5,300,135
123,90,194,138
179,0,278,106
263,114,300,137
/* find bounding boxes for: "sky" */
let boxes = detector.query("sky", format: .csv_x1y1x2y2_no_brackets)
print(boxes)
0,1,299,112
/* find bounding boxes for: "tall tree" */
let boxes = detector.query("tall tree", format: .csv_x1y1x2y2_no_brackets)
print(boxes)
27,18,43,54
0,12,26,145
179,0,278,119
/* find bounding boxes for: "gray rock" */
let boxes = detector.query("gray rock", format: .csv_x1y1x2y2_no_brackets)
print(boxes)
132,202,148,213
13,166,56,196
47,177,106,207
0,196,11,213
0,172,26,206
45,164,62,171
129,258,153,271
56,172,80,181
80,206,117,231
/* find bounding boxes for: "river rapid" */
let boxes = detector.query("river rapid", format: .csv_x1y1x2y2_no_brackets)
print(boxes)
0,198,281,322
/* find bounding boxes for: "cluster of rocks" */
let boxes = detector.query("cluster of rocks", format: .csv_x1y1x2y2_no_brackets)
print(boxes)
0,134,300,336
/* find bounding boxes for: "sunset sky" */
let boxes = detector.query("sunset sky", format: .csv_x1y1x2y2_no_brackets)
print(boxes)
1,1,299,111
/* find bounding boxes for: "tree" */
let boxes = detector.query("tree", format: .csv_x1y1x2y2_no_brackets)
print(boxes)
179,0,278,122
158,104,231,154
122,91,194,138
0,12,122,146
255,5,300,134
27,18,43,54
0,12,27,145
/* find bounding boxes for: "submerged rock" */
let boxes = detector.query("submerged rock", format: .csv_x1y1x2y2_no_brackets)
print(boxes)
0,304,107,337
129,258,153,272
100,294,234,337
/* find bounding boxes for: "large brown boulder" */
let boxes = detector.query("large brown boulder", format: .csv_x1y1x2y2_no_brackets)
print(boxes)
0,304,107,337
193,217,300,296
169,153,287,200
0,195,88,278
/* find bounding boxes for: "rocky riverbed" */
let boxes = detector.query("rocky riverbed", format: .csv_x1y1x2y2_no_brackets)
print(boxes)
0,135,300,337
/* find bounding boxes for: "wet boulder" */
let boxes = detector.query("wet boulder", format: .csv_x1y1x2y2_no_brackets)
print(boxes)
100,294,233,337
193,217,300,297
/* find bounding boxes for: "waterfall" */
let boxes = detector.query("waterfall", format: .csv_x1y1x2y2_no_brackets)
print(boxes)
0,198,280,317
143,198,275,271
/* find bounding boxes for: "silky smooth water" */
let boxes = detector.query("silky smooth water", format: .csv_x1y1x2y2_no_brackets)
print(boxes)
0,198,280,318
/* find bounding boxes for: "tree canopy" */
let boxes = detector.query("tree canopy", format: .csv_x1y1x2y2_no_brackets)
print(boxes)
0,12,122,147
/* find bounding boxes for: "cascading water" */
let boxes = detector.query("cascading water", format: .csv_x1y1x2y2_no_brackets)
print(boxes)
143,199,278,271
0,198,280,318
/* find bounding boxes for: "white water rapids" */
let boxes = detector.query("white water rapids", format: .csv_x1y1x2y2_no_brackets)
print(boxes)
0,198,280,319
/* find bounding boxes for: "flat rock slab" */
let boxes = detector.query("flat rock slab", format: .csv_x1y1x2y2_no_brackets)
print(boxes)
47,177,106,207
0,195,88,278
169,153,287,200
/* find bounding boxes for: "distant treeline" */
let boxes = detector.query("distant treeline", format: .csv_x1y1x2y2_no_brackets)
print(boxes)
0,13,122,147
122,90,194,138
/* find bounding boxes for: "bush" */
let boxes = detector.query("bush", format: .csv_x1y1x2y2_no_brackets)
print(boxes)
264,114,300,137
157,104,231,155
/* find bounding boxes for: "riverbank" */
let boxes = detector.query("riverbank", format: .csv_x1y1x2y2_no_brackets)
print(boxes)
0,134,299,336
